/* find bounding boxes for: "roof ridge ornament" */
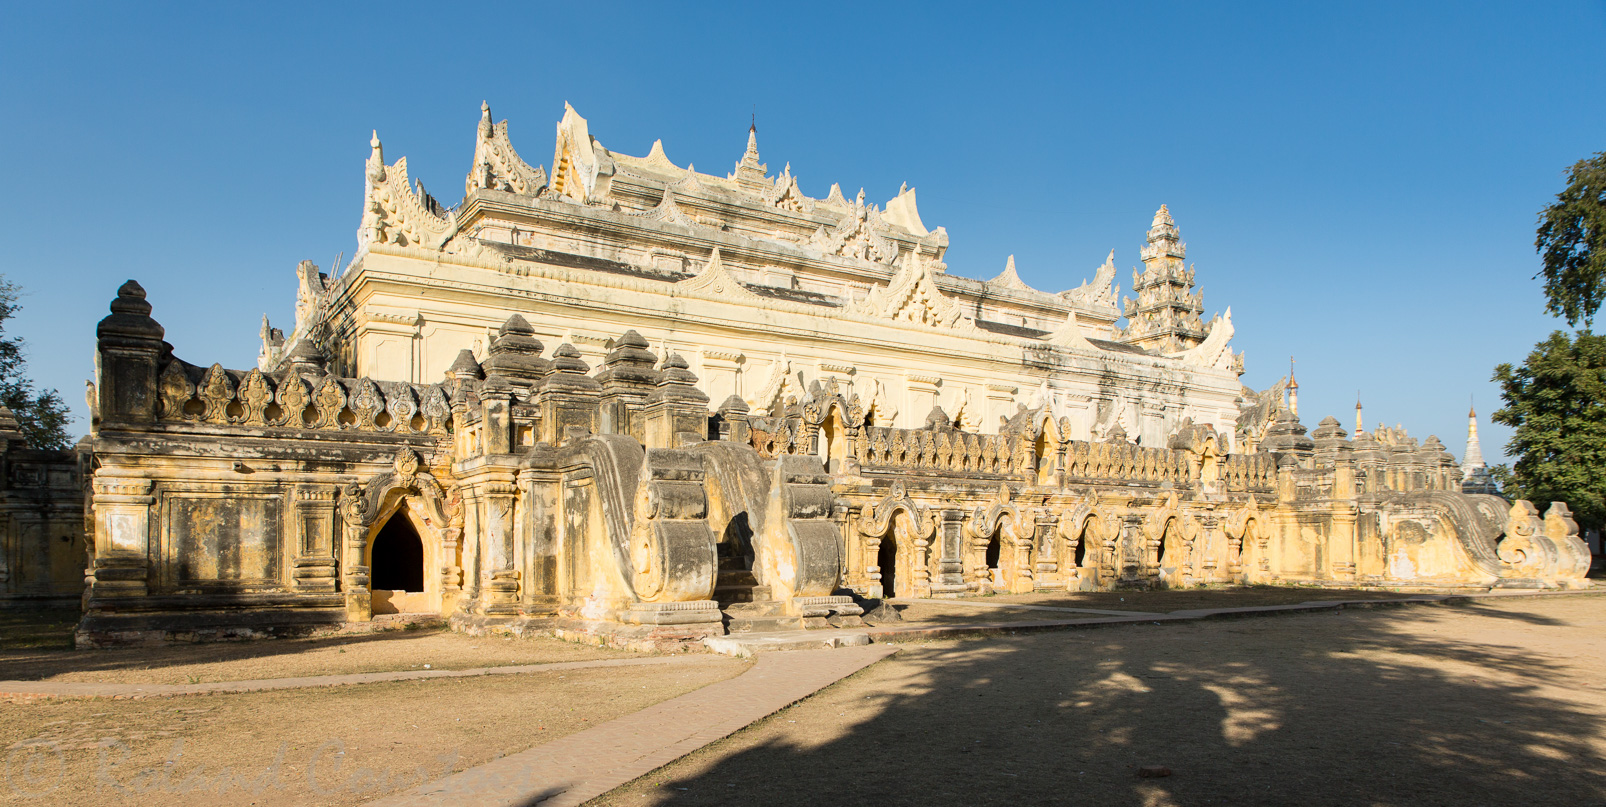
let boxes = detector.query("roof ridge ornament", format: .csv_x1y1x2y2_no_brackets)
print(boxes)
359,130,456,254
465,101,547,197
852,252,975,331
1047,309,1095,350
1060,249,1119,309
987,255,1034,292
678,247,764,301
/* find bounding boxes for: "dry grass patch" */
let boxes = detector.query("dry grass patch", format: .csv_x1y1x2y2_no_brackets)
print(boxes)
4,654,747,806
0,626,641,685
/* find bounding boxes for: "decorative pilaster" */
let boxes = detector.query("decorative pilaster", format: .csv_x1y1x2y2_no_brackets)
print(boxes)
292,486,339,593
517,468,559,615
338,483,371,621
483,479,520,615
88,477,155,598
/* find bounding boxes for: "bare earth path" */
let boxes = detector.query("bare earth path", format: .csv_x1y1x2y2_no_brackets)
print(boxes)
588,594,1606,807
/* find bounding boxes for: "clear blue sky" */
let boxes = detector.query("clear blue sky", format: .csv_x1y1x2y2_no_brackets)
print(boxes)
3,2,1602,461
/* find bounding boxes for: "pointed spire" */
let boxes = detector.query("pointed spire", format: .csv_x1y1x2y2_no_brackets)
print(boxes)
1464,402,1485,476
732,117,768,189
1287,356,1299,417
1355,392,1364,435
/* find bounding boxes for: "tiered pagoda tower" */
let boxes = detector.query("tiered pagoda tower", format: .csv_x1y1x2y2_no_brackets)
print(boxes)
1119,205,1207,353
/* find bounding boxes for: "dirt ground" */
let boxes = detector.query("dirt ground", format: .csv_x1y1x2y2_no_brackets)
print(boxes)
0,622,638,685
590,593,1606,807
1,655,748,806
883,586,1428,626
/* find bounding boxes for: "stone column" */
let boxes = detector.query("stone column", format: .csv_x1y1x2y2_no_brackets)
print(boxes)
483,479,520,615
535,346,601,445
479,376,515,456
519,468,560,615
88,477,155,598
931,508,969,594
1034,514,1058,581
292,487,339,594
339,485,371,621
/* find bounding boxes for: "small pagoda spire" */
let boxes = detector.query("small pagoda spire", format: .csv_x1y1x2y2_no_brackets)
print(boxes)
1463,399,1485,477
1354,392,1364,434
1287,356,1299,417
731,115,768,189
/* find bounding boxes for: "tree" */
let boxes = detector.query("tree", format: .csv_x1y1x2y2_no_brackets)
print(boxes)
0,277,71,450
1491,330,1606,533
1536,151,1606,330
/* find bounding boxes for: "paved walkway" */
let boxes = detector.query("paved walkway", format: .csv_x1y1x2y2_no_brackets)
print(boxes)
897,596,1150,616
0,654,729,701
364,644,898,807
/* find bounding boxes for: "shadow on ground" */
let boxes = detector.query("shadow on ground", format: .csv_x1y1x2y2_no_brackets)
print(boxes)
604,599,1606,806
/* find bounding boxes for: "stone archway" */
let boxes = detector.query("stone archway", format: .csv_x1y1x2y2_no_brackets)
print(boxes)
340,448,457,621
965,484,1038,594
369,510,428,614
856,483,937,599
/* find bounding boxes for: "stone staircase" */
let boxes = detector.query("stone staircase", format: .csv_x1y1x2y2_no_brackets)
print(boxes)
715,568,807,633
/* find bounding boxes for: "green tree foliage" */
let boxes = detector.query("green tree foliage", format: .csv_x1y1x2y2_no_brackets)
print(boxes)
0,277,71,450
1536,151,1606,329
1491,330,1606,531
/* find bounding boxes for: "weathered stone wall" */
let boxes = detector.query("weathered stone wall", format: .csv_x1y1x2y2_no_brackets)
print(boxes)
0,434,84,606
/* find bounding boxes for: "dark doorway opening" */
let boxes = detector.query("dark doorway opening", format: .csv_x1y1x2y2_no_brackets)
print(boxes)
719,513,755,573
1074,526,1088,569
877,536,898,598
1156,522,1171,568
984,534,1001,574
371,514,424,592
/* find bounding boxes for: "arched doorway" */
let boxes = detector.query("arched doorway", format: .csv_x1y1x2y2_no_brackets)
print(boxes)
984,533,1002,588
370,512,426,614
714,513,758,605
876,536,898,599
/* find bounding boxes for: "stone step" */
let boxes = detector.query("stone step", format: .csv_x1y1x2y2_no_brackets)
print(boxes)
703,630,874,657
716,569,758,587
714,583,771,605
724,600,786,618
724,615,804,633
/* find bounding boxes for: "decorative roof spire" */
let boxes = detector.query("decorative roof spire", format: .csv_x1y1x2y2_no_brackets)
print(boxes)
1463,400,1485,477
1355,392,1364,434
731,117,768,189
1287,356,1299,417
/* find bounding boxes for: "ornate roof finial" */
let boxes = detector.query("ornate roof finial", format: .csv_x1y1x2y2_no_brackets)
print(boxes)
731,113,767,188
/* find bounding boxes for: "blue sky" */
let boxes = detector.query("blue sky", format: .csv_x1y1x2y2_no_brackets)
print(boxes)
2,2,1602,461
